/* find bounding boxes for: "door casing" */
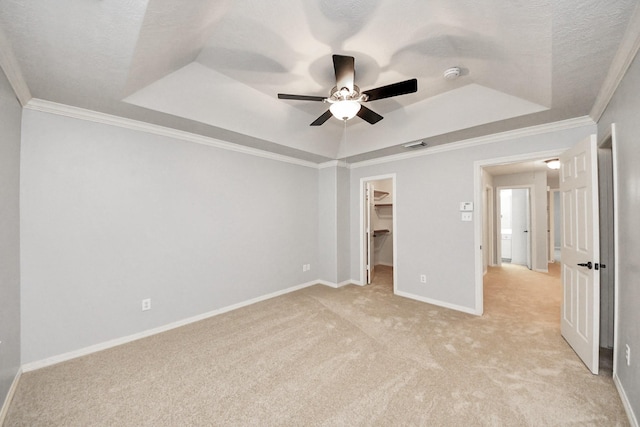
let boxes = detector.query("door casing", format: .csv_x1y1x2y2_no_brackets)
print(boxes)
496,186,533,269
359,174,397,291
473,149,564,315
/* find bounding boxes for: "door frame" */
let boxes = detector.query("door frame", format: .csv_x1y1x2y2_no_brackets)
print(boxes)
549,189,560,263
483,185,495,271
473,149,563,314
603,123,621,376
359,174,397,291
496,185,534,269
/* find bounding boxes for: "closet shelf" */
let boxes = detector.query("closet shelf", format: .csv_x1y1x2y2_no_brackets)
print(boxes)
375,203,393,207
373,229,390,237
374,190,389,197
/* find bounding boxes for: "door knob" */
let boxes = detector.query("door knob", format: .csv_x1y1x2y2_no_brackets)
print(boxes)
577,262,593,269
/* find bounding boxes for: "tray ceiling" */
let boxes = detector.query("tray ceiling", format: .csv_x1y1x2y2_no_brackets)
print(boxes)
0,0,637,162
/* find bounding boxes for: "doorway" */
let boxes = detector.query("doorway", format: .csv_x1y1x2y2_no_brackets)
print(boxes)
598,129,617,367
360,174,397,291
498,188,532,269
549,189,561,263
474,132,619,374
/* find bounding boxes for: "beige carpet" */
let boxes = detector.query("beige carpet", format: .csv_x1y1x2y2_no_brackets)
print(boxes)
4,264,628,426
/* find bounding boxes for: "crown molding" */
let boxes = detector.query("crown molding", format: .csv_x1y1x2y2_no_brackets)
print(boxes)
24,99,320,169
348,116,595,169
318,160,349,169
590,3,640,122
0,26,32,106
22,100,596,171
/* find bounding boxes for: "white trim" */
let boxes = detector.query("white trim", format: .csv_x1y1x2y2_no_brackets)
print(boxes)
610,123,621,377
316,279,354,288
590,4,640,122
359,174,397,289
0,369,22,425
549,189,560,263
474,148,566,315
318,160,348,169
474,162,485,314
0,26,31,106
350,117,595,169
395,290,480,316
614,374,639,427
21,280,324,372
495,185,536,270
482,184,494,272
24,99,320,169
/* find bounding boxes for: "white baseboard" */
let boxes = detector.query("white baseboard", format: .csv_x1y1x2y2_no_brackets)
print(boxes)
395,290,481,316
0,369,22,425
614,373,639,427
316,279,354,288
22,280,322,372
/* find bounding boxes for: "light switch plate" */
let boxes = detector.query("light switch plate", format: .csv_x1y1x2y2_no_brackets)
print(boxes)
460,202,474,211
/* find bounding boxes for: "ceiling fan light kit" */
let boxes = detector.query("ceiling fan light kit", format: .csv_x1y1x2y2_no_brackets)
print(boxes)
329,100,362,121
278,54,418,126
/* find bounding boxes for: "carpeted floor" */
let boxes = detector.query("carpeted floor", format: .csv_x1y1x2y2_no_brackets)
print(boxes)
4,264,629,426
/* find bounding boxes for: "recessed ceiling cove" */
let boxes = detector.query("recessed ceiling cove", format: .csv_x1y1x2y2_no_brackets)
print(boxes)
1,0,637,162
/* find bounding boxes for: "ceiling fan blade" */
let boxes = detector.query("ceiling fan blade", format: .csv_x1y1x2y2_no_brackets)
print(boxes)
278,93,326,102
333,54,355,92
310,110,333,126
363,78,418,101
357,105,383,124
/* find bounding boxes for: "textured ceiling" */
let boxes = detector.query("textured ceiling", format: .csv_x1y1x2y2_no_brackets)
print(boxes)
0,0,637,163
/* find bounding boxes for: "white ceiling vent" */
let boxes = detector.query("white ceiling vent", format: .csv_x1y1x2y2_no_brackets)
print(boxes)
443,67,461,80
403,141,427,149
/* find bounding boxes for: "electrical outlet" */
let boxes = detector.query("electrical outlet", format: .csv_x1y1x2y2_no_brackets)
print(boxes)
420,274,427,284
307,264,311,271
141,298,151,311
625,344,631,366
302,264,311,272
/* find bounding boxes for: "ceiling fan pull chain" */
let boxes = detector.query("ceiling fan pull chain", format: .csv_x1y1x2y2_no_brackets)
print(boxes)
344,118,347,145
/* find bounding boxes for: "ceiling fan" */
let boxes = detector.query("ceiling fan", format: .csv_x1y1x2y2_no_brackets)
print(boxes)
278,54,418,126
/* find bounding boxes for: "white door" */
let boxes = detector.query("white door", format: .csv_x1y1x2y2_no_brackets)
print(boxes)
511,188,531,268
365,183,375,284
560,134,600,374
525,190,532,270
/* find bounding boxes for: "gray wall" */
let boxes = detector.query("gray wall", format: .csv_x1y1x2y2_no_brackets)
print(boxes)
0,68,21,406
336,165,350,284
349,125,595,312
598,49,640,420
318,166,337,283
318,164,350,285
20,109,319,363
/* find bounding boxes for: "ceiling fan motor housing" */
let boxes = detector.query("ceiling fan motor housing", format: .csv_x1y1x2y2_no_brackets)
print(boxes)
328,85,368,103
